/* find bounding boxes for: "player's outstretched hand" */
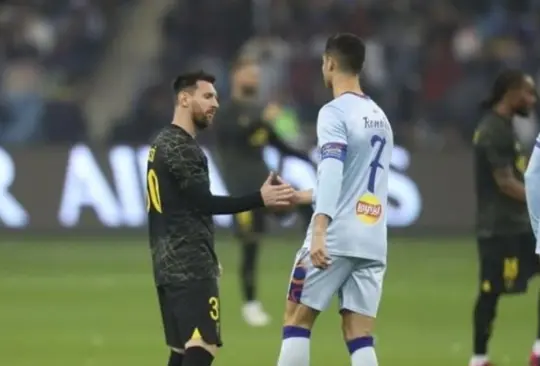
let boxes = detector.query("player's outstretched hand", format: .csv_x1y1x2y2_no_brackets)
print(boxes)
310,235,330,269
271,175,314,206
260,173,294,207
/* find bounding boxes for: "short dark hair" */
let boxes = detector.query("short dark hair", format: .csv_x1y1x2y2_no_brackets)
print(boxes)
481,69,527,109
172,70,216,94
325,33,365,74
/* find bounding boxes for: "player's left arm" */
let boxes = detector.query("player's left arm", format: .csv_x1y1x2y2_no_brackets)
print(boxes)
165,144,267,214
312,105,347,236
525,136,540,253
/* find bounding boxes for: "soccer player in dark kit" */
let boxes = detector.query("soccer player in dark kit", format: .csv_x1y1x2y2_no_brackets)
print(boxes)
146,70,294,366
213,57,314,326
470,69,539,366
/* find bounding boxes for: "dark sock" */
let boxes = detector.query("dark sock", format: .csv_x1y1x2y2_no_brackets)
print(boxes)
240,241,259,302
168,350,184,366
182,346,214,366
473,292,499,354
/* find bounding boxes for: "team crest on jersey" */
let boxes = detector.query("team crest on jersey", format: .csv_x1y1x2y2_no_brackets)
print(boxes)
356,193,382,224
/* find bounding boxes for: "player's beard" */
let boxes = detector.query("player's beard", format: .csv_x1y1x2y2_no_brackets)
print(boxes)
191,103,211,130
515,105,531,117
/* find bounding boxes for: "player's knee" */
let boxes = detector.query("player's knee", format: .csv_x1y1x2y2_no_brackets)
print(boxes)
340,309,375,340
184,338,218,357
283,300,318,329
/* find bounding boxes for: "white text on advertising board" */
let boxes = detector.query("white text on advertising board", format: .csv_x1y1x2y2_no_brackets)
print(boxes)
0,145,422,229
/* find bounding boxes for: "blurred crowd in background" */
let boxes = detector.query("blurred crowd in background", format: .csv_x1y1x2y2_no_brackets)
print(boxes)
0,0,135,144
1,0,540,151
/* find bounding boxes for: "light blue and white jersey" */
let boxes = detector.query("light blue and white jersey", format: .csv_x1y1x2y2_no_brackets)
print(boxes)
525,133,540,254
303,92,393,262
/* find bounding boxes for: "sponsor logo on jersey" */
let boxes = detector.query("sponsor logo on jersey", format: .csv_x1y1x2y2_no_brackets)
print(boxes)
356,193,382,224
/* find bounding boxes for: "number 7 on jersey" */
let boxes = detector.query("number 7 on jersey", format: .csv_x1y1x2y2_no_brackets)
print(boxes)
367,135,386,193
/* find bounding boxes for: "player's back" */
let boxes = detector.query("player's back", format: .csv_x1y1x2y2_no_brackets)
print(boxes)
306,93,393,262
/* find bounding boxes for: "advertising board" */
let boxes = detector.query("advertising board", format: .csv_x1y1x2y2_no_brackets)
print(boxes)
0,145,474,235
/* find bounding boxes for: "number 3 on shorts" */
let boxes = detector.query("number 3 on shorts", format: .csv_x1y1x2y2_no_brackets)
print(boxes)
209,296,219,321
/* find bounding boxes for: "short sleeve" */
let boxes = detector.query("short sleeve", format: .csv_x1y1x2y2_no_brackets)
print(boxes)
317,105,347,162
476,125,513,169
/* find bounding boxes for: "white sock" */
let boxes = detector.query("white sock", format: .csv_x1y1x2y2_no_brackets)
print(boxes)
469,355,488,366
351,347,378,366
533,340,540,355
277,326,310,366
348,337,378,366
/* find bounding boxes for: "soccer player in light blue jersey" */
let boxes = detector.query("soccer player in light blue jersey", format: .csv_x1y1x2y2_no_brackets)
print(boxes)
525,134,540,254
276,33,393,366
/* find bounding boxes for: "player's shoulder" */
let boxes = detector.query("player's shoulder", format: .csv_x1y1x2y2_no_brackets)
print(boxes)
151,125,198,159
153,125,190,144
322,93,355,113
479,112,507,128
473,112,511,146
321,93,385,116
318,97,347,122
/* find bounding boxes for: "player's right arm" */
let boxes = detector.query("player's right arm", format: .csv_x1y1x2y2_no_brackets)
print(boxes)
309,105,347,268
525,135,540,252
164,144,292,214
477,126,526,201
312,105,347,227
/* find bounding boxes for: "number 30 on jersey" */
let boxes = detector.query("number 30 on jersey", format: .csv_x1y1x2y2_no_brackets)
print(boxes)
147,169,162,213
146,148,162,213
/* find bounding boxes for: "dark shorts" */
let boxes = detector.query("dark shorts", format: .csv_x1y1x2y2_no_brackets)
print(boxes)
233,209,266,236
477,233,540,294
156,279,222,349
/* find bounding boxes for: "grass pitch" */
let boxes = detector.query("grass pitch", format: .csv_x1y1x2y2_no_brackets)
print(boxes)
0,236,537,365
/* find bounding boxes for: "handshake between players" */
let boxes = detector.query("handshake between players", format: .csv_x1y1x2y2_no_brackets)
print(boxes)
148,32,389,366
258,173,310,209
260,172,308,209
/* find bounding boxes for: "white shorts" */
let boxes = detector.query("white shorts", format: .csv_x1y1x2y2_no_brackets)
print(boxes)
286,248,386,318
